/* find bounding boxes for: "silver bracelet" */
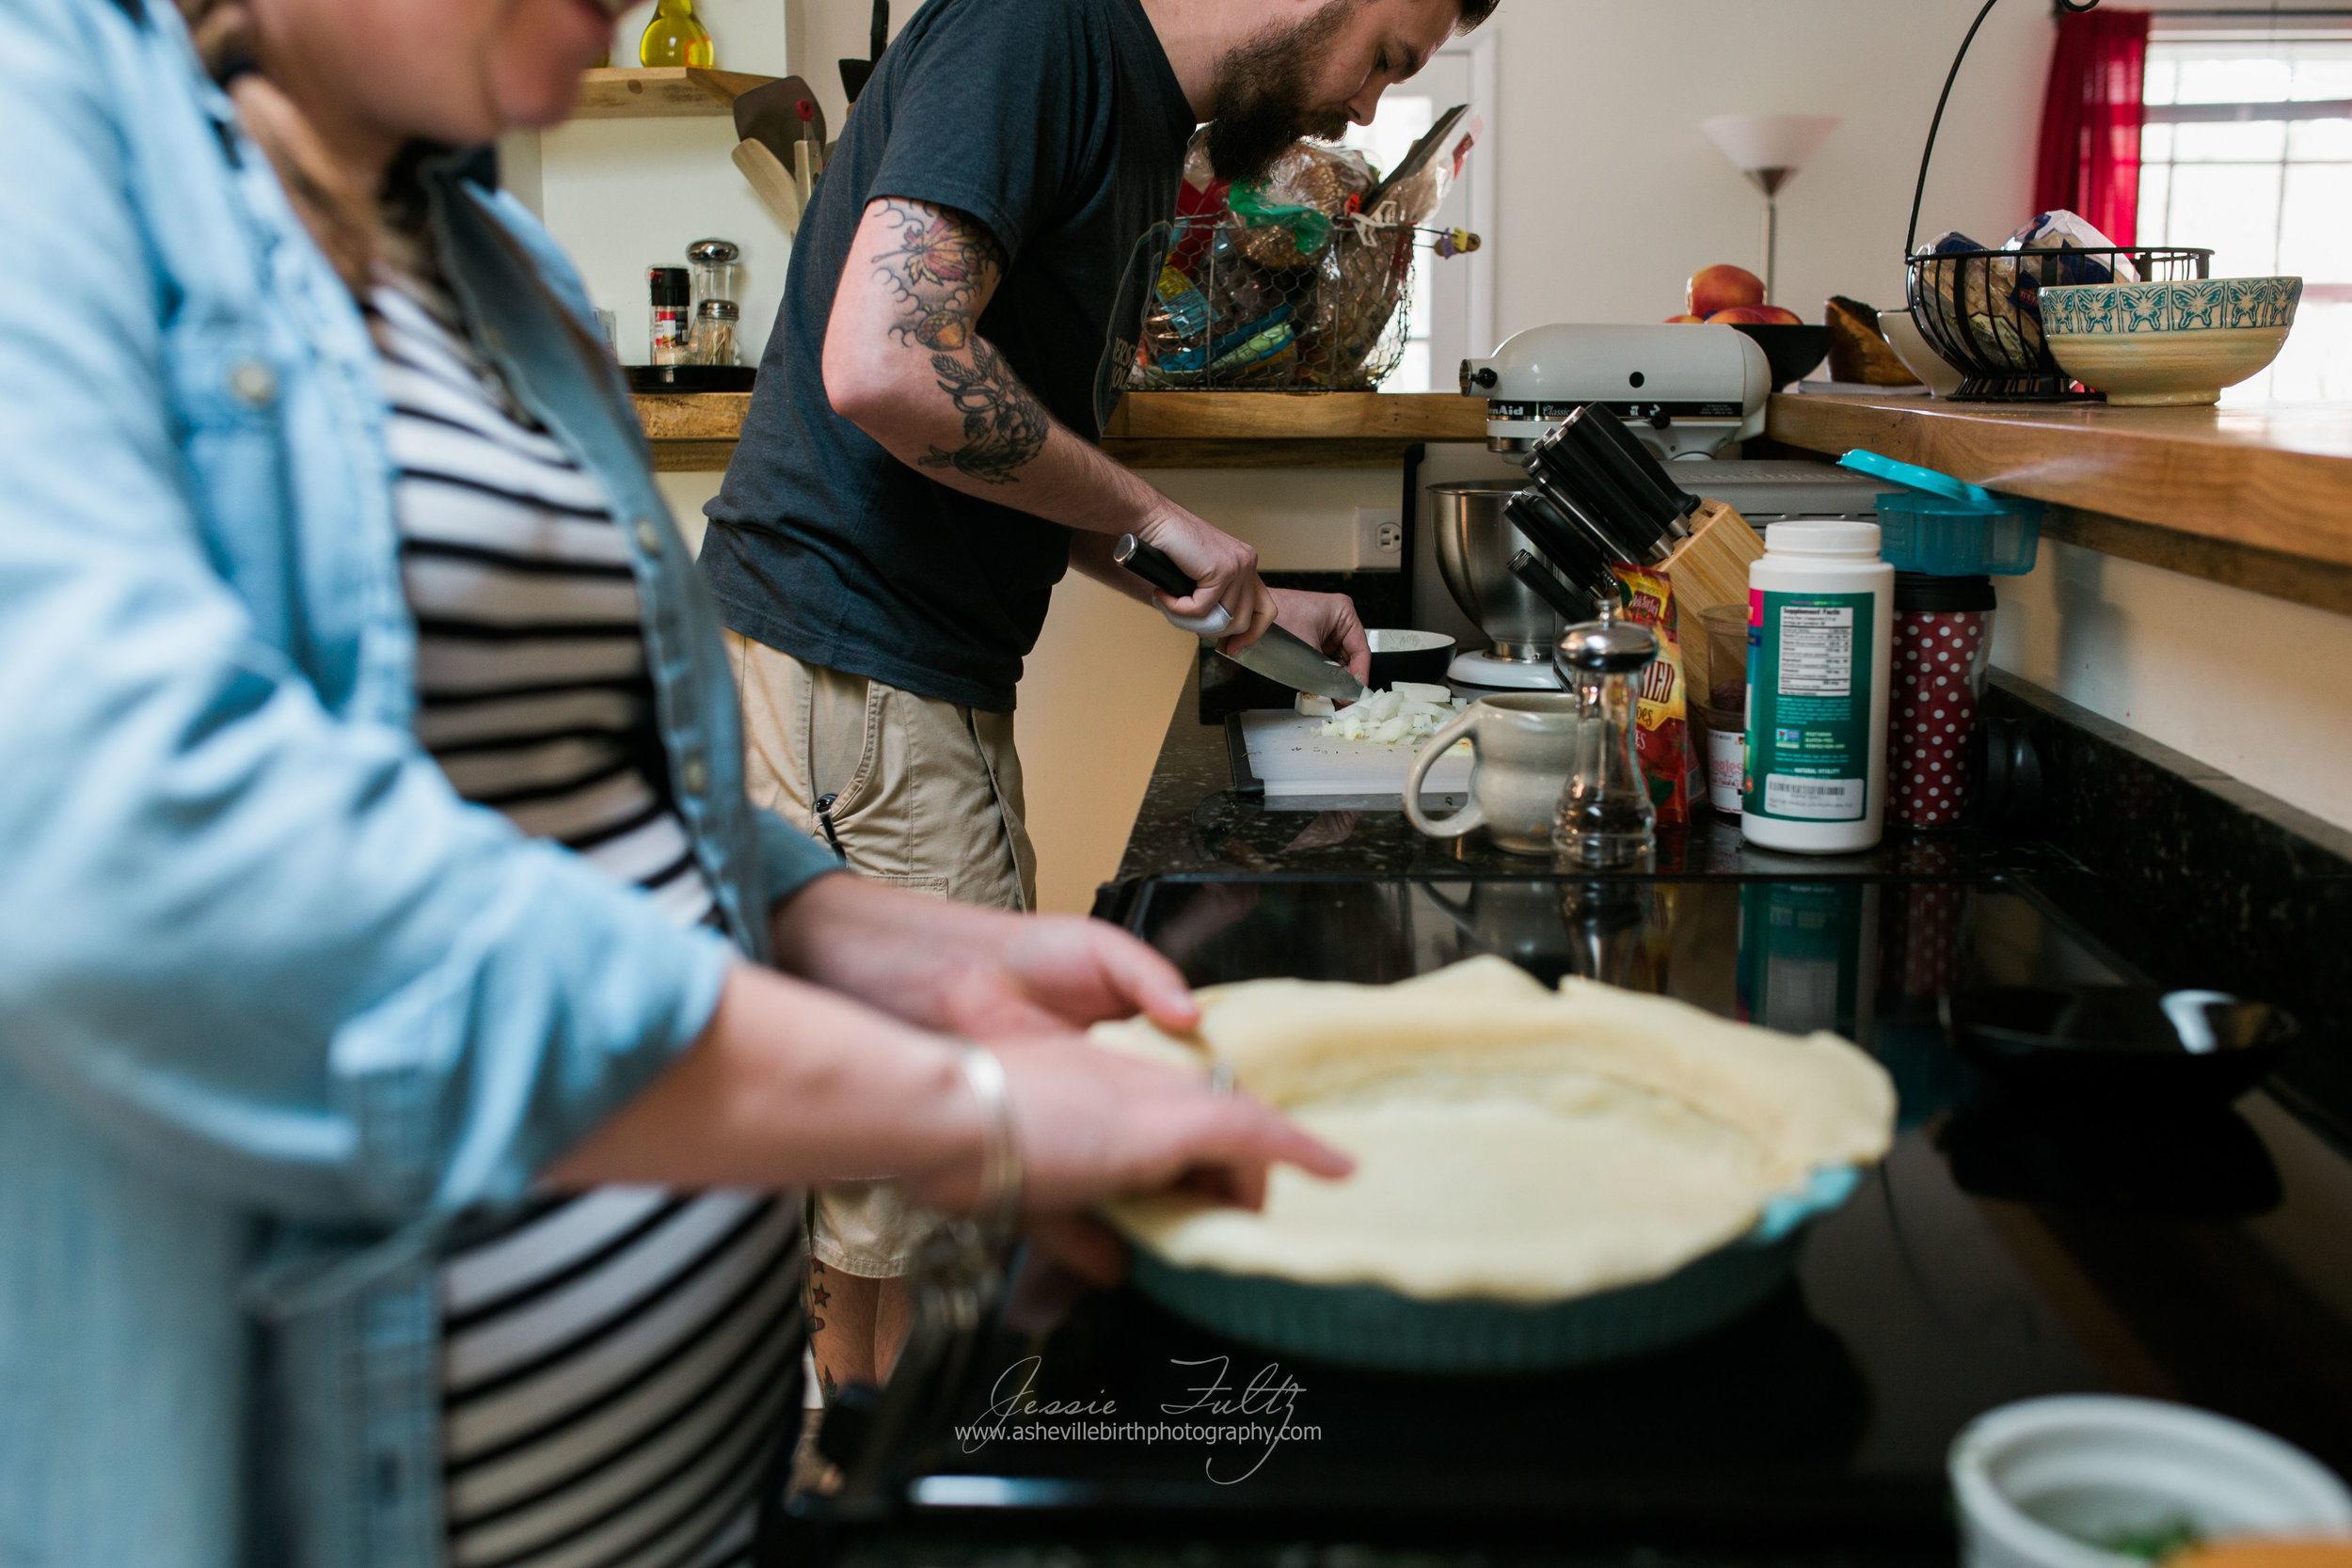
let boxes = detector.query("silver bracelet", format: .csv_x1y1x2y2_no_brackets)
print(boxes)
957,1044,1024,1239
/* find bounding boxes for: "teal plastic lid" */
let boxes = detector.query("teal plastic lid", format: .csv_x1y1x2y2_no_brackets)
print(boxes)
1838,448,2007,509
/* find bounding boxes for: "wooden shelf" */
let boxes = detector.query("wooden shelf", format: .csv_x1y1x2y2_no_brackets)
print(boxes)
571,67,775,119
632,389,1491,471
1766,390,2352,614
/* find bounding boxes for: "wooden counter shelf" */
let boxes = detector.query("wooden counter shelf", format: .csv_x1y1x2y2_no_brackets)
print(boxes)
1767,390,2352,615
631,389,1486,472
1099,391,1486,467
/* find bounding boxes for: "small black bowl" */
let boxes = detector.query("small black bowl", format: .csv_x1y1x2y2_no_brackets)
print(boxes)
1724,323,1832,388
1945,985,2295,1104
1367,628,1455,689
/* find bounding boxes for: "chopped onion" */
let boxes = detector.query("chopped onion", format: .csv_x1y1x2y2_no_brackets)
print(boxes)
1316,686,1470,744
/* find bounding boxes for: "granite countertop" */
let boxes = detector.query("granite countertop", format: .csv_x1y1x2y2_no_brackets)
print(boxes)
1105,660,2080,893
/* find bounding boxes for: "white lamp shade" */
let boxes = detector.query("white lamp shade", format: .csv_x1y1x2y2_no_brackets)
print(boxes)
1702,114,1842,174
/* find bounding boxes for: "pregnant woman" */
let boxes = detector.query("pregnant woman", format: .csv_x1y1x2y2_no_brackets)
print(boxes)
0,4,1344,1567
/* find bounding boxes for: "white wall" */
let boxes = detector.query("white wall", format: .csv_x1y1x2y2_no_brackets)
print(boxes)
515,1,816,367
1994,543,2352,831
1477,0,2053,339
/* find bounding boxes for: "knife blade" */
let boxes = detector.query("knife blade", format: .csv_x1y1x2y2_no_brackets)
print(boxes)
1113,534,1365,703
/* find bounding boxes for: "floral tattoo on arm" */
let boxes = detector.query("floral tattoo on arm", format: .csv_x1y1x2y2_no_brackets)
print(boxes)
866,198,1051,485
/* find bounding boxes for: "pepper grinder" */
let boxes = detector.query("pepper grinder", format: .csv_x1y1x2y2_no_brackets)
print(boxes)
1553,601,1659,871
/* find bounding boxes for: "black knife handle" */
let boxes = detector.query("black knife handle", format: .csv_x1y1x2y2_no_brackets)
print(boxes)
1540,419,1670,562
1113,533,1198,599
1533,423,1671,564
1509,549,1598,624
1528,468,1637,568
1504,491,1613,601
1562,404,1690,538
1581,402,1703,520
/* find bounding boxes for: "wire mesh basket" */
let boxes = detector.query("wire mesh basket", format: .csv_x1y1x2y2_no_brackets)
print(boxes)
1906,245,2215,401
1124,214,1417,391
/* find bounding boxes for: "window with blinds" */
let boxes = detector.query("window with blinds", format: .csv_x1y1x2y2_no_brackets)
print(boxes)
2138,36,2352,399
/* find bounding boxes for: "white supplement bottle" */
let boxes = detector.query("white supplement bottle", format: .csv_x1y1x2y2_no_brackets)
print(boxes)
1740,520,1896,854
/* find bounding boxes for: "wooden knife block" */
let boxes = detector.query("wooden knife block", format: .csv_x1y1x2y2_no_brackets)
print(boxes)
1654,497,1763,715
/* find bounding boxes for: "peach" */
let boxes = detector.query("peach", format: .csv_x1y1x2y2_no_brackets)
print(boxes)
1705,306,1781,325
1687,263,1764,319
1663,313,1706,324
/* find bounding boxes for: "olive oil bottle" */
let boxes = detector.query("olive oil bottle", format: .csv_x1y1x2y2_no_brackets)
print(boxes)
639,0,715,68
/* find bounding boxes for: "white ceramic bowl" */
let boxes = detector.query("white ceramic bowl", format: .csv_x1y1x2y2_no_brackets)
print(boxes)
1881,309,1966,396
2041,277,2301,406
1950,1396,2352,1568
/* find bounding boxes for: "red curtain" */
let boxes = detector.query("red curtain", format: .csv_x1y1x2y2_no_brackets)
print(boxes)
2033,8,2152,245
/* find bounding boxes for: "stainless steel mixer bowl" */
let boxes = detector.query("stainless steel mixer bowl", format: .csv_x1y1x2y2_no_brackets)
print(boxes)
1425,480,1564,661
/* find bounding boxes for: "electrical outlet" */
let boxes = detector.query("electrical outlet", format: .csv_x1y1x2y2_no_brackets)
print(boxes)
1356,507,1404,568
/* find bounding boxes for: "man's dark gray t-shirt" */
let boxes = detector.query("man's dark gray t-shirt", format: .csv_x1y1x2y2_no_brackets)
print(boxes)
701,0,1195,713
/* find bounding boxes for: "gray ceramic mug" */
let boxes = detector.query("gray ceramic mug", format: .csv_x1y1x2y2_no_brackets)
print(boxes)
1403,692,1581,855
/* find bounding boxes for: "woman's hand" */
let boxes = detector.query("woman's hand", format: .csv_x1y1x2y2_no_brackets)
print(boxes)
770,875,1202,1039
911,1035,1353,1282
547,964,1351,1283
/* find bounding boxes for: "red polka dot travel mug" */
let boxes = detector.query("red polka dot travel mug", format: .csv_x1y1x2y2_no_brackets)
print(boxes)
1890,574,1995,830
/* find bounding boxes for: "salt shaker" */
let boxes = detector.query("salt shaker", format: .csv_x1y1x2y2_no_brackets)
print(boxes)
686,238,740,311
1552,602,1660,871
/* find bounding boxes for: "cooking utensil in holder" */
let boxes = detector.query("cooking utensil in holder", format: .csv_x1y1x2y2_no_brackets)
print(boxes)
1899,0,2213,402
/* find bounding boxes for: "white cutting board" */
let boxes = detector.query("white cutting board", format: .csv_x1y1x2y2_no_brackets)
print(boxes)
1238,710,1473,809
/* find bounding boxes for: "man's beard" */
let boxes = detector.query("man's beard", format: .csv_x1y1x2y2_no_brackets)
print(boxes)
1202,0,1359,185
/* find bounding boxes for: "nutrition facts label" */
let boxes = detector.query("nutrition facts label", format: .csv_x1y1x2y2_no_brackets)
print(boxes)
1776,605,1854,697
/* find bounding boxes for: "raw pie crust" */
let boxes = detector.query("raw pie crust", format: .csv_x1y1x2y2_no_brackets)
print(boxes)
1096,957,1896,1303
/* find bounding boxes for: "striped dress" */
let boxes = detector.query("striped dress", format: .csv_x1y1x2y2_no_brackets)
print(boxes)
372,274,804,1568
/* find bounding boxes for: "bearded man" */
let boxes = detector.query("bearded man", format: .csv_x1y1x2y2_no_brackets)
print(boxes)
703,0,1496,1397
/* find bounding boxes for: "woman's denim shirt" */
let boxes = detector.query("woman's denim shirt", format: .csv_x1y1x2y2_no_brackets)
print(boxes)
0,4,837,1564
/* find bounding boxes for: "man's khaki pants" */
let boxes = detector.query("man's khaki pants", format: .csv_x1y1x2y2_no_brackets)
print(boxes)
726,631,1036,1276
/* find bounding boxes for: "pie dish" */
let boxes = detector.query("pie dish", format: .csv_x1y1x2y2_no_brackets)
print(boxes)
1095,958,1897,1370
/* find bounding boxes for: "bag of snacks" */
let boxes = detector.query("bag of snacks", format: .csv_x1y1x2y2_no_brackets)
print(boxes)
1610,563,1692,826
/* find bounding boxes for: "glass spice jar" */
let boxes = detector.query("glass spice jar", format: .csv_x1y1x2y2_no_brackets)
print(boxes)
691,299,739,367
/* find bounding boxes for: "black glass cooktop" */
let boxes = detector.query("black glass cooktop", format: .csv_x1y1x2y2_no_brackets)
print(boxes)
850,878,2352,1557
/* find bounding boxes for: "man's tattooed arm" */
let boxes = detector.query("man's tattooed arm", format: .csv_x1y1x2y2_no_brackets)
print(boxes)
915,341,1053,484
860,198,1050,484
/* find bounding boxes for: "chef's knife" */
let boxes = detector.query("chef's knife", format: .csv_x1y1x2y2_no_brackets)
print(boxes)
1114,534,1365,703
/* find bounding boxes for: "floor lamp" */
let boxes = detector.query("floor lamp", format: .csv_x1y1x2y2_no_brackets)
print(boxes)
1701,115,1842,304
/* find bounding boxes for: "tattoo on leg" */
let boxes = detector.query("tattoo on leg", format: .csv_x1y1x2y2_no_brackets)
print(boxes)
918,341,1051,484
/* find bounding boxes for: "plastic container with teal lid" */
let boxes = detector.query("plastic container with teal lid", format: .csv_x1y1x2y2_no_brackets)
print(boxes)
1839,449,2042,576
1742,520,1896,856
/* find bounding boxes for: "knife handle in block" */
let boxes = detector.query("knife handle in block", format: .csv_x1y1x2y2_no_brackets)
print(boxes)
1509,549,1598,625
1115,533,1232,637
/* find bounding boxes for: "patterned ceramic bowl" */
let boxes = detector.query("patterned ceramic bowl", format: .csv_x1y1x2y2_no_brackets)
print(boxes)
2040,277,2301,405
